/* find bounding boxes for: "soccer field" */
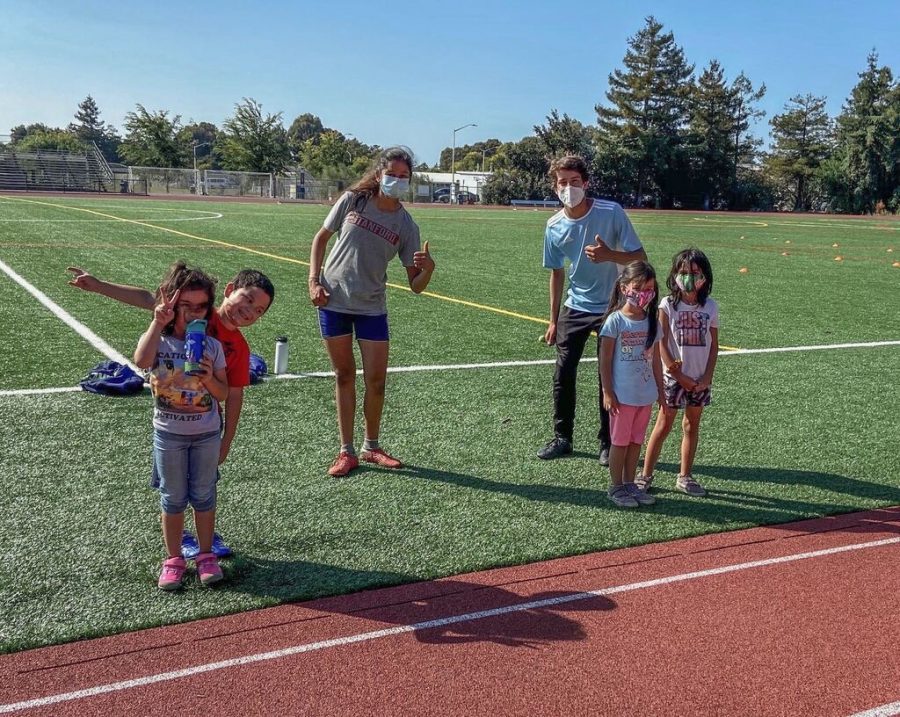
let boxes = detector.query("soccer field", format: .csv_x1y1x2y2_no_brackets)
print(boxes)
1,194,898,653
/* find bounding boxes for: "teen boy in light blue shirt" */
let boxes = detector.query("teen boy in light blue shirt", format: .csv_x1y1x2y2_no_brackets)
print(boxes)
538,155,646,464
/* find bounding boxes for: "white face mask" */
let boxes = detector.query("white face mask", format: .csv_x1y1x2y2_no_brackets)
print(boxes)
380,175,409,198
558,185,585,208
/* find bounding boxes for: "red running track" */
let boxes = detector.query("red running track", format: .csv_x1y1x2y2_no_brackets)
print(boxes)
2,508,899,716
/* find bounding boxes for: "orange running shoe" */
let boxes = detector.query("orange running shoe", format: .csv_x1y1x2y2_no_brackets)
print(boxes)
328,451,359,477
360,448,403,469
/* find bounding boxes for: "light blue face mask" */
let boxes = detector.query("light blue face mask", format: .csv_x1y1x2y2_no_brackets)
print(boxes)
380,175,410,198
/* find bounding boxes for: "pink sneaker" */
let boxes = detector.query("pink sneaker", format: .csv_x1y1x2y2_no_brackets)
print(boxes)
360,448,403,469
158,556,186,591
195,552,223,586
328,451,360,477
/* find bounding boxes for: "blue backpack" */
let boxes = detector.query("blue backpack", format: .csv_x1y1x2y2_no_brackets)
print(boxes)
249,353,268,384
80,361,146,396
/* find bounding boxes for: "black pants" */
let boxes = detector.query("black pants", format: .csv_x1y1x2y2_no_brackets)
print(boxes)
552,306,611,448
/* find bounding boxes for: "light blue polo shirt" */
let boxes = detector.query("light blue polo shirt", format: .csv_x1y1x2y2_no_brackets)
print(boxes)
542,199,642,314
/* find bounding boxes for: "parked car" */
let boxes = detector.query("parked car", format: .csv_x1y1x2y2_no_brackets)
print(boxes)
433,188,477,204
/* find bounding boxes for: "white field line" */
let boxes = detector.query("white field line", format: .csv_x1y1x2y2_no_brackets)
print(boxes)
0,259,138,372
2,535,898,714
850,702,900,717
1,339,898,397
0,213,222,223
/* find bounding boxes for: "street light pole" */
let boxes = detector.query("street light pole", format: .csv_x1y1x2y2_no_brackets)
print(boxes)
451,122,476,204
193,141,210,195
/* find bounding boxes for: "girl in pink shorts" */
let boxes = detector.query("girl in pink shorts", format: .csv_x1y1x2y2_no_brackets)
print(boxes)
599,261,665,508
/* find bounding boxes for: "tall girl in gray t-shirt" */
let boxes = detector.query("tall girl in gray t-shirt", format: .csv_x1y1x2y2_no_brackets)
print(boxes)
307,147,436,477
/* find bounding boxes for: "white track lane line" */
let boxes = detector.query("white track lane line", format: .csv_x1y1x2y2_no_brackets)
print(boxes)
1,536,898,714
850,703,900,717
1,339,898,397
0,259,138,371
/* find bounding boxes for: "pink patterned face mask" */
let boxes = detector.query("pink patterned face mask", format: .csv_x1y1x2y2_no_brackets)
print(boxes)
624,287,656,309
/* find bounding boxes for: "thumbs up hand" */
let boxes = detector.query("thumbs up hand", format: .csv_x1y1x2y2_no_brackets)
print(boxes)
584,234,614,263
413,240,435,273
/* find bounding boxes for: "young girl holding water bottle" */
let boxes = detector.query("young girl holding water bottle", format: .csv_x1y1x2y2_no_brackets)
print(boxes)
638,248,719,496
134,264,228,590
599,261,665,508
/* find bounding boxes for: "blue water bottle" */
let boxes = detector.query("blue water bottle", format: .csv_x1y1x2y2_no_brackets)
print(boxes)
183,319,207,375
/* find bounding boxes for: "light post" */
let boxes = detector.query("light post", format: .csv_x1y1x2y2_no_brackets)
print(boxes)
193,141,210,195
481,148,494,173
450,122,476,204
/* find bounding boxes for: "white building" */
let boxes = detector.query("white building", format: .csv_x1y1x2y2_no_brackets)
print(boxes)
414,170,492,201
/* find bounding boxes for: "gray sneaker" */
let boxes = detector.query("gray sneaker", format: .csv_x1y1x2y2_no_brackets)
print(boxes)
607,485,639,508
676,475,707,497
598,446,610,466
624,482,656,505
634,473,654,491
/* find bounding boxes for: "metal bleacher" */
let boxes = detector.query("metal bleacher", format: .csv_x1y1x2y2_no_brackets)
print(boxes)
0,142,114,192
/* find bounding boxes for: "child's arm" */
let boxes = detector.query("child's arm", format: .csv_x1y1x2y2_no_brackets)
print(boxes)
198,360,228,403
694,326,719,392
219,386,244,465
599,336,620,416
134,293,178,369
658,307,697,391
68,267,156,310
652,342,666,406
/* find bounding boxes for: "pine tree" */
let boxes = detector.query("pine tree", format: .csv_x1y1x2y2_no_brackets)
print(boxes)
686,60,735,208
767,94,833,210
834,51,899,213
596,16,694,206
68,95,120,162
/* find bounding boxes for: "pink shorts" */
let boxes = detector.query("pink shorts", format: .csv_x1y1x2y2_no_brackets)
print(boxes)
609,404,653,446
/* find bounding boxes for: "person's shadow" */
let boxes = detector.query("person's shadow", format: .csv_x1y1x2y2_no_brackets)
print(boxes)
226,558,615,648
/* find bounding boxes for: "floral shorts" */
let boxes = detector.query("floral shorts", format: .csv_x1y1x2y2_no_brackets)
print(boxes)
664,373,712,408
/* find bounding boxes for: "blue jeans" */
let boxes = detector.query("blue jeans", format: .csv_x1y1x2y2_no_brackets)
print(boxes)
153,429,220,514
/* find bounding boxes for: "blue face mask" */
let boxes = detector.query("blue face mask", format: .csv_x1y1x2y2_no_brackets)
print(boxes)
380,175,409,198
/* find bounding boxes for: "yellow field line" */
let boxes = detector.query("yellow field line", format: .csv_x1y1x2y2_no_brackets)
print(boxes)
2,195,740,348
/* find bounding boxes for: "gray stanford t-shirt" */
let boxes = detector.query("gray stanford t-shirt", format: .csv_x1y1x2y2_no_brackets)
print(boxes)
319,191,420,315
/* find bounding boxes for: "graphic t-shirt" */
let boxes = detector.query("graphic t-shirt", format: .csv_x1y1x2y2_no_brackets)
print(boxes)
320,191,421,315
659,296,719,380
207,310,250,388
150,334,226,435
600,310,661,406
543,199,642,314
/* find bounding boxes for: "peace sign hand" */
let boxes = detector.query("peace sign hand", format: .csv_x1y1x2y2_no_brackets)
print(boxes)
584,234,614,263
152,289,180,328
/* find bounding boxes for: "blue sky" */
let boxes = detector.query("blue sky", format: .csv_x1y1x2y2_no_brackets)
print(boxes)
1,0,898,165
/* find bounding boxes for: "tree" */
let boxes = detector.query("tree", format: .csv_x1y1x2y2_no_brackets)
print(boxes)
119,105,185,167
767,94,833,210
16,130,86,153
729,72,766,185
219,98,290,174
534,110,593,160
832,51,899,213
596,16,694,206
178,121,220,169
67,95,121,162
10,123,58,144
685,60,737,208
287,113,325,156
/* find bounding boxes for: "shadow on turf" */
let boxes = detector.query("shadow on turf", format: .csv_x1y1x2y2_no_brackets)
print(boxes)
393,461,900,529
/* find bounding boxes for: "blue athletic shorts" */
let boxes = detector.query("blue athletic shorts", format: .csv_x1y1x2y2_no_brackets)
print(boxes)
318,308,390,341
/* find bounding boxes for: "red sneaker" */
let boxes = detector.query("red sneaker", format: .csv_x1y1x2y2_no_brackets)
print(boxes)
360,448,403,469
328,451,359,477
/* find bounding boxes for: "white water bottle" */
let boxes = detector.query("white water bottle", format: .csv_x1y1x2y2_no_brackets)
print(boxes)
274,336,289,374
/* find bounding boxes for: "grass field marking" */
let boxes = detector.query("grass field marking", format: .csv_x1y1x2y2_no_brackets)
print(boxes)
0,258,139,371
2,535,897,714
1,196,558,328
3,339,897,397
691,216,900,232
850,701,900,717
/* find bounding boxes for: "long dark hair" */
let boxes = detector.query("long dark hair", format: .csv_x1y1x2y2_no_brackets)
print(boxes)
603,260,659,350
348,146,414,211
667,247,713,307
155,261,217,335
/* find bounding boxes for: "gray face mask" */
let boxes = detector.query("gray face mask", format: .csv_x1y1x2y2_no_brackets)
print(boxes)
380,175,409,198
